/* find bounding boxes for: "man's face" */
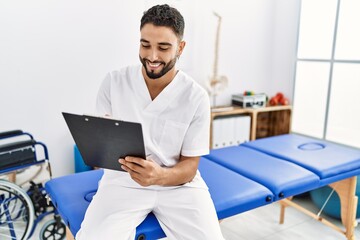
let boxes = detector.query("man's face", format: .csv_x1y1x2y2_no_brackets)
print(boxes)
139,23,184,79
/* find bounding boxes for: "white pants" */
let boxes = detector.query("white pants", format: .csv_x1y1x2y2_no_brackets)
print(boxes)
75,183,224,240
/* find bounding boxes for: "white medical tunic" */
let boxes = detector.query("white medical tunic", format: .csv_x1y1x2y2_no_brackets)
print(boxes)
95,64,210,190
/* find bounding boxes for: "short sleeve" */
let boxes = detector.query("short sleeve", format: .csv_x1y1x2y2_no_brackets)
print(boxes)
95,73,112,116
181,94,211,156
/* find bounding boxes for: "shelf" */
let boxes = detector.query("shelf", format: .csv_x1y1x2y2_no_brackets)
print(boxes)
210,105,292,147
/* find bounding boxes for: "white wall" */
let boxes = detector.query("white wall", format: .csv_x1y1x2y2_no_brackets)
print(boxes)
0,0,300,177
270,0,301,101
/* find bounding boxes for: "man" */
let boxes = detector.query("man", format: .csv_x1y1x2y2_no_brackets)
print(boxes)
76,4,224,240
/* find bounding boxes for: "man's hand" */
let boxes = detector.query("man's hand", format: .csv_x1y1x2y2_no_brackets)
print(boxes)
119,155,200,187
119,157,165,187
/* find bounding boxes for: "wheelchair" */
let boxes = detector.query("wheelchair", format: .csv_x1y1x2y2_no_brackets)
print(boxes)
0,130,66,240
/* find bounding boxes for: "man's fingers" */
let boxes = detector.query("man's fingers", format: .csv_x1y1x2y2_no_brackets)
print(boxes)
119,158,144,173
120,163,128,171
120,163,141,179
125,156,146,166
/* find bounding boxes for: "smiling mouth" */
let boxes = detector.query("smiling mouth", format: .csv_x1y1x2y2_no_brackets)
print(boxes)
147,61,163,70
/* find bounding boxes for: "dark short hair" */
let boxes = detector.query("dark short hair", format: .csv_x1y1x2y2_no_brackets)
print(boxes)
140,4,185,40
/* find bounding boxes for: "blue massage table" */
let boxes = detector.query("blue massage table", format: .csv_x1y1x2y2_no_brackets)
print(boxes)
45,134,360,240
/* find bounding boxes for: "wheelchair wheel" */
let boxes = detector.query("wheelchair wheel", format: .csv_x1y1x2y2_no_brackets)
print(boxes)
0,180,35,240
40,218,66,240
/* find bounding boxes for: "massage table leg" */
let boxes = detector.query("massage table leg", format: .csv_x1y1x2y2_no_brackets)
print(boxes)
279,204,285,224
329,176,358,240
279,176,358,240
279,197,293,224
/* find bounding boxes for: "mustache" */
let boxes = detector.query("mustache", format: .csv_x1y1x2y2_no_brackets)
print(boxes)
144,59,165,65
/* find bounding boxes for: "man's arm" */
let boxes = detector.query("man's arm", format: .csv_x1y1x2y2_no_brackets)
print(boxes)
119,155,199,187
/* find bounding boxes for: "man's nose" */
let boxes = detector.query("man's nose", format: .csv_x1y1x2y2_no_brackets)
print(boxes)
148,49,159,62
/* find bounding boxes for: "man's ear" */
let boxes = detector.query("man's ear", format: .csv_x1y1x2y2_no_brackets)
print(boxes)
177,41,186,57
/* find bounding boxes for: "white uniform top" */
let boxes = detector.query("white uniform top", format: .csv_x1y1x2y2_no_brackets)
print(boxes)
95,65,210,190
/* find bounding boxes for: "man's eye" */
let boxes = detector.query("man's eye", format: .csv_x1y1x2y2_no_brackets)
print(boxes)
142,45,150,48
159,47,169,51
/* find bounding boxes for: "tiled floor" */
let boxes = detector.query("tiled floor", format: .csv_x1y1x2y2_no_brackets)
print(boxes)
30,195,360,240
220,195,360,240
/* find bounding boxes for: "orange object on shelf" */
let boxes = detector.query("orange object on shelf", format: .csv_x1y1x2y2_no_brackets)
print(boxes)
269,92,289,106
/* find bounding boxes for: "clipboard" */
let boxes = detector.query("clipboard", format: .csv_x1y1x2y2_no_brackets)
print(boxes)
62,112,146,171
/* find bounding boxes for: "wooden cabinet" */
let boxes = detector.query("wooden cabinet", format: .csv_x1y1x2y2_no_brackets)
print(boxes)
210,105,292,148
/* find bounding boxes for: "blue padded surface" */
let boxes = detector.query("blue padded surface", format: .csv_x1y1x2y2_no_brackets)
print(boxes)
45,157,274,239
242,134,360,182
199,157,273,219
45,170,165,240
205,146,320,200
45,170,103,234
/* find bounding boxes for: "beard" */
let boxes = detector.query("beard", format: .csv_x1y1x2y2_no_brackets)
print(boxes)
139,55,177,79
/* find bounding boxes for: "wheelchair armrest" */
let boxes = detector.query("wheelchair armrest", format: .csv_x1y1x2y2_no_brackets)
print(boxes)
0,130,34,141
0,139,36,153
0,129,23,138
